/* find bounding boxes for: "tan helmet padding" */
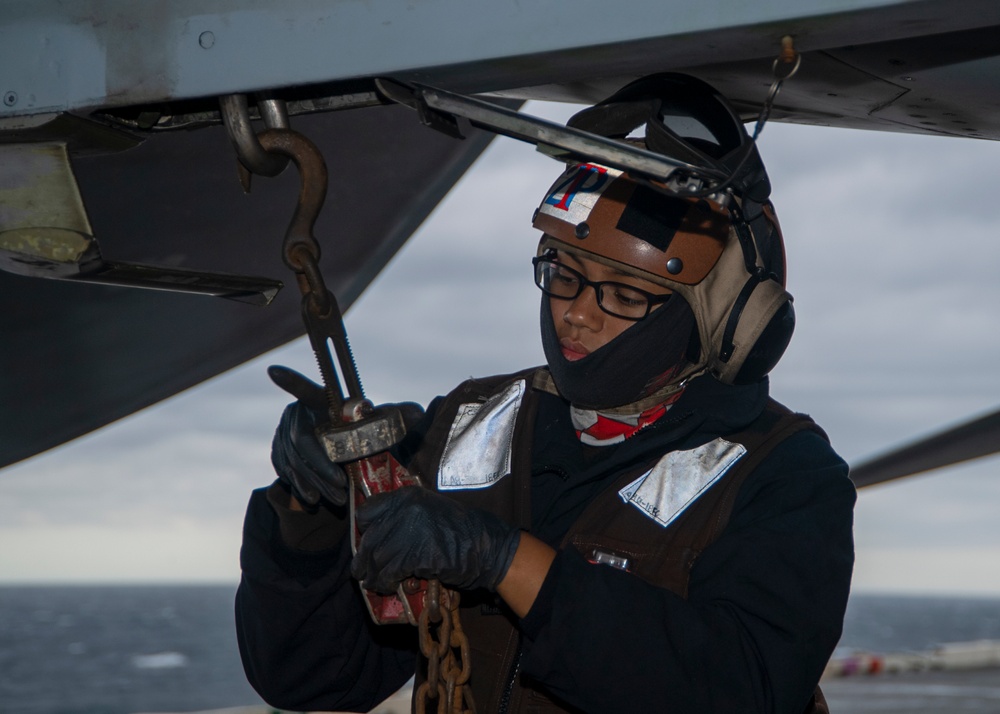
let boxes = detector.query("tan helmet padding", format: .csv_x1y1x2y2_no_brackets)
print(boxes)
667,218,792,383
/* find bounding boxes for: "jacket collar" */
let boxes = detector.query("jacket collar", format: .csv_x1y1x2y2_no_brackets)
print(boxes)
530,372,769,483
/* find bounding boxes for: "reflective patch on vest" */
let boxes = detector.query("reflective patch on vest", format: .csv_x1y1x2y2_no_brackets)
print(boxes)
617,438,747,527
437,380,525,491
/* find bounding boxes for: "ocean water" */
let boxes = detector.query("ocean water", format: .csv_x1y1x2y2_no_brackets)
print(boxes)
0,585,262,714
837,593,1000,655
1,586,999,713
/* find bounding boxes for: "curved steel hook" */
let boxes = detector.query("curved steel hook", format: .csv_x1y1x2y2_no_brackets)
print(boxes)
219,94,291,180
255,128,329,275
256,128,364,401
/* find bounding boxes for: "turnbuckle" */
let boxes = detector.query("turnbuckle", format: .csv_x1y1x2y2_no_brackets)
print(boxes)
232,119,433,626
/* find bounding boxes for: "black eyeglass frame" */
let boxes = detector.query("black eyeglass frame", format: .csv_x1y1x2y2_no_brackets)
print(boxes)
532,256,672,321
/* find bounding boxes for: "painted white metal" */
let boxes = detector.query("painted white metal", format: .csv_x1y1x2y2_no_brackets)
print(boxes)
0,0,991,118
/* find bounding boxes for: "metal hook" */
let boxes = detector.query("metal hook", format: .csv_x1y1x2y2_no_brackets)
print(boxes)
772,35,802,82
255,127,367,410
254,128,330,304
752,36,802,140
219,93,291,188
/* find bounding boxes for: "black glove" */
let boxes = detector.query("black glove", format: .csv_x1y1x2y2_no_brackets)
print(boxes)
352,485,521,593
268,365,348,507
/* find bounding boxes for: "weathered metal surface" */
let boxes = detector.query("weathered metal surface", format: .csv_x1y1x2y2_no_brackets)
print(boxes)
0,142,282,303
0,143,97,276
0,0,1000,138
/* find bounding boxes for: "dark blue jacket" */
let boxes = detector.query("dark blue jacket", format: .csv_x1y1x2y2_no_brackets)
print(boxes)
235,372,855,713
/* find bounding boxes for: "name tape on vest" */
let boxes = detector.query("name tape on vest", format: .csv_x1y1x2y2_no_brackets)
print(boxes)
438,380,525,491
618,438,748,527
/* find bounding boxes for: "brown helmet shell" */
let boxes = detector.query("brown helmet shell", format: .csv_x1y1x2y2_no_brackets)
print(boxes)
532,164,730,287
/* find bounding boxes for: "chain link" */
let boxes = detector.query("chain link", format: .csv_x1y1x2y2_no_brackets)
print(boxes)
417,581,475,714
292,245,333,317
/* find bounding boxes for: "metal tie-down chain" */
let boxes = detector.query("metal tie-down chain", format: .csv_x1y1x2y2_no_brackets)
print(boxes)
418,582,474,714
219,97,473,714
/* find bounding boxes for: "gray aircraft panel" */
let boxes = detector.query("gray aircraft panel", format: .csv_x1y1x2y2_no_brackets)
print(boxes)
2,0,998,118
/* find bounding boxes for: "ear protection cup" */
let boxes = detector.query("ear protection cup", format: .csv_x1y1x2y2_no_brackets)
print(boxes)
734,300,795,385
712,276,794,385
711,199,794,384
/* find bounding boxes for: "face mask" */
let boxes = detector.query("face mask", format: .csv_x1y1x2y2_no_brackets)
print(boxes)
539,293,695,410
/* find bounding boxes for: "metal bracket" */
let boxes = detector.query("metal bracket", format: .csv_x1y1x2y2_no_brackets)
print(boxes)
374,78,728,191
0,142,282,305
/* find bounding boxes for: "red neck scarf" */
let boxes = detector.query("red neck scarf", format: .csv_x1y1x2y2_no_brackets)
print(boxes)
570,389,685,446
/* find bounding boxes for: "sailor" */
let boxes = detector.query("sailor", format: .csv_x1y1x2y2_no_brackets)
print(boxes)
235,74,855,714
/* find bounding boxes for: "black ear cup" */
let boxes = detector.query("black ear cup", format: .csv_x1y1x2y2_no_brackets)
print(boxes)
732,300,795,385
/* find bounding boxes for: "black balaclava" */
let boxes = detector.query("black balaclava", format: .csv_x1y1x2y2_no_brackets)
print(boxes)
540,292,695,411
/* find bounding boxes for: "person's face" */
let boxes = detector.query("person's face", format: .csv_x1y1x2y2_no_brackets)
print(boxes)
548,250,671,362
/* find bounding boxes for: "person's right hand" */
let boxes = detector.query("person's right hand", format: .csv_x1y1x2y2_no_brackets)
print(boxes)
268,365,348,508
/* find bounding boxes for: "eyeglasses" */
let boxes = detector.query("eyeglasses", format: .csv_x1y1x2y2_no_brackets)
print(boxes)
532,256,672,321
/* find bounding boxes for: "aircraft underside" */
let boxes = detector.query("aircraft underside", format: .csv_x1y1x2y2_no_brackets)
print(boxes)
2,0,999,479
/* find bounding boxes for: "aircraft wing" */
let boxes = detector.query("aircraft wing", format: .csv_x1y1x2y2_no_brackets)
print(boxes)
0,108,497,468
850,408,1000,488
4,0,1000,469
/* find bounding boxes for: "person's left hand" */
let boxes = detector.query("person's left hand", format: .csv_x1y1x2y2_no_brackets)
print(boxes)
351,486,521,594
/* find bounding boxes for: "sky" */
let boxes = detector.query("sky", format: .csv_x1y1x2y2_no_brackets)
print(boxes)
1,102,1000,595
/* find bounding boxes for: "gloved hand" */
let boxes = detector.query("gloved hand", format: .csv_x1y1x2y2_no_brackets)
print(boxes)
268,365,348,507
352,485,521,593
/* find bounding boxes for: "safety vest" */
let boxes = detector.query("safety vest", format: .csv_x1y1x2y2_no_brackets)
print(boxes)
407,368,829,714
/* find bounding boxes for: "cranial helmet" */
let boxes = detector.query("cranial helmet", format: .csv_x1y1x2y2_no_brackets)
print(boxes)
533,73,794,386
